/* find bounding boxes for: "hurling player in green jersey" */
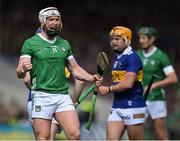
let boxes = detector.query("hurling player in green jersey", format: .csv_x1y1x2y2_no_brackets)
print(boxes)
137,27,178,140
24,69,85,140
16,7,102,140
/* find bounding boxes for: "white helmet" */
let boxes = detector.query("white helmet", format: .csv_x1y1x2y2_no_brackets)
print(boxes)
39,7,61,26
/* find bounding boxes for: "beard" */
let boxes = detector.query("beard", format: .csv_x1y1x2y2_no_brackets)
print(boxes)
46,30,59,37
43,25,61,38
141,44,151,50
113,49,123,54
112,46,125,54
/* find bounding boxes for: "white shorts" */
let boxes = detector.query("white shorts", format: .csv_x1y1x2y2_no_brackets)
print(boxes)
31,90,75,120
146,101,167,119
27,101,59,124
108,107,147,125
27,101,33,122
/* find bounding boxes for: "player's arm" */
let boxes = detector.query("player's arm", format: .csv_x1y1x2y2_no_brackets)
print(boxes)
150,69,177,90
67,56,100,82
110,72,136,92
16,40,32,79
24,71,31,90
98,54,140,95
148,53,178,91
16,58,25,78
97,72,137,95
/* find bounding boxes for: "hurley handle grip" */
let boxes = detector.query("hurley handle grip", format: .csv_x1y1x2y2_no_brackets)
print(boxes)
86,92,97,130
144,74,159,101
75,84,96,108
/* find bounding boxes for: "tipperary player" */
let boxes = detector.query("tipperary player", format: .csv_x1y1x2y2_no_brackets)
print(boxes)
16,7,101,140
137,27,177,139
98,26,146,140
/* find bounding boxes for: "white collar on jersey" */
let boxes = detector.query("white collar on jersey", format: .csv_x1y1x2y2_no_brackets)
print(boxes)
122,46,133,55
37,33,57,44
117,46,133,59
143,46,157,58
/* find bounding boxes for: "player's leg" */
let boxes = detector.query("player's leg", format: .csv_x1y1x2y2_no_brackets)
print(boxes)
50,119,59,140
27,100,37,138
50,118,63,140
55,111,80,140
124,107,146,140
126,123,144,140
107,108,126,140
31,91,57,140
33,118,52,140
147,101,168,139
154,118,168,139
54,94,80,140
107,121,126,140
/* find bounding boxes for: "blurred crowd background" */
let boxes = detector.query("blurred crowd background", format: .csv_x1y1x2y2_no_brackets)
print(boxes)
0,0,180,140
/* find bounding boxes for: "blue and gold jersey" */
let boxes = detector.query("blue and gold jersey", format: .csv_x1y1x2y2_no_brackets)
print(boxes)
111,46,146,108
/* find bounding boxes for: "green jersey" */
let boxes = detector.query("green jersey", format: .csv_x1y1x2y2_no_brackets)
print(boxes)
21,33,73,94
137,47,174,101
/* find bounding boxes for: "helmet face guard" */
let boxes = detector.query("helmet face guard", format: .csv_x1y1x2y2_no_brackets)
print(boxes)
39,7,62,37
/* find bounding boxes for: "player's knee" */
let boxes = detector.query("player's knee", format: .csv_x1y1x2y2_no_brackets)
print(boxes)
68,130,80,140
107,136,116,140
35,131,50,140
107,133,119,140
156,132,164,140
36,134,50,140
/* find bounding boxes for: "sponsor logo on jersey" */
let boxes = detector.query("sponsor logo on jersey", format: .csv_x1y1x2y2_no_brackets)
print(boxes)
50,46,58,53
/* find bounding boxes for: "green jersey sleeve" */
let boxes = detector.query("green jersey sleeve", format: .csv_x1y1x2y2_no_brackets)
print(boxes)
160,52,174,75
21,40,33,57
65,40,73,58
160,52,171,67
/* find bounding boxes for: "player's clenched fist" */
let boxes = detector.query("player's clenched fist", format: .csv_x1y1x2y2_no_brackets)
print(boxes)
20,57,32,72
16,57,32,78
89,74,103,84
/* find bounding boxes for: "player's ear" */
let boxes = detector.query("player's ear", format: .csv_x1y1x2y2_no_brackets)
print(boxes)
150,36,155,44
59,19,63,31
123,36,131,46
40,22,45,28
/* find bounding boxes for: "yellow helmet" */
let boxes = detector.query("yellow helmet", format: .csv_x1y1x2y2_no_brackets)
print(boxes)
109,26,132,42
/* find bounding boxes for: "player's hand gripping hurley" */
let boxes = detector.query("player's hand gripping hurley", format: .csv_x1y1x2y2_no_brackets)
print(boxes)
86,51,109,130
144,74,159,101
